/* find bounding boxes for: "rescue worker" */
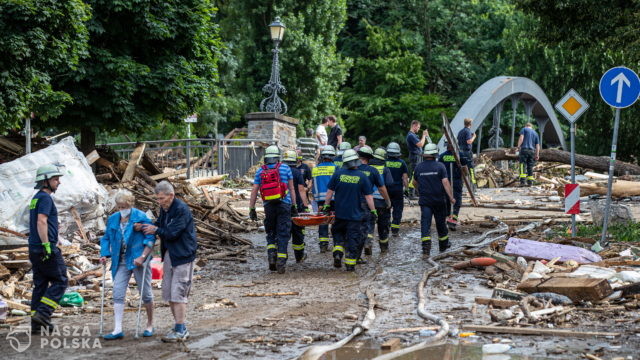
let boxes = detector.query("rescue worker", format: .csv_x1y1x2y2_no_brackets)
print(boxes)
323,149,376,271
311,146,337,252
249,145,298,274
413,144,456,256
517,122,540,186
457,118,477,186
385,142,409,237
333,142,351,168
357,146,391,258
439,141,464,230
370,148,395,251
29,164,68,333
283,150,310,262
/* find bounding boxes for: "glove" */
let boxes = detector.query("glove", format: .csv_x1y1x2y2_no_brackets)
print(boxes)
370,209,378,223
302,206,311,214
249,208,258,221
385,199,392,210
291,205,299,217
42,242,52,262
322,204,331,215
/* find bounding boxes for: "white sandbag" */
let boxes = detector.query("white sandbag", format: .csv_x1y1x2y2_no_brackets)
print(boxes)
0,137,108,235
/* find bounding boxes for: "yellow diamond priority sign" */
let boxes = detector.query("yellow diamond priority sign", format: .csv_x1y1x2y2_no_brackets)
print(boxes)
555,89,589,123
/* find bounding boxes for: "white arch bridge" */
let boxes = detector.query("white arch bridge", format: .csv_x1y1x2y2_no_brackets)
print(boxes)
438,76,567,152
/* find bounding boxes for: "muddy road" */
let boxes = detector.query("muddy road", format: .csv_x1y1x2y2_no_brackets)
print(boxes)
2,191,639,359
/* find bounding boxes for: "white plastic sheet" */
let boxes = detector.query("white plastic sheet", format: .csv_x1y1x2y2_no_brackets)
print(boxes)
0,137,108,236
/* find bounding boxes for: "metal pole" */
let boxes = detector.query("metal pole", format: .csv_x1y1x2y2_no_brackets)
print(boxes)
25,117,32,154
186,123,191,179
570,123,576,236
510,96,518,148
599,108,621,247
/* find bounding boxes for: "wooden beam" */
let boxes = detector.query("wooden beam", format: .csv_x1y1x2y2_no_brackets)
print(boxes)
150,168,187,181
69,207,89,243
85,149,100,165
462,325,620,338
141,152,162,175
475,297,519,308
121,143,146,182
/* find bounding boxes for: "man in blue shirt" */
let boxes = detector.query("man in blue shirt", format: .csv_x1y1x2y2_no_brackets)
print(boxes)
439,141,465,230
249,145,297,274
385,142,409,237
28,164,67,334
406,120,430,175
324,149,376,271
283,150,310,263
311,146,337,252
517,122,540,186
457,118,477,185
413,144,456,256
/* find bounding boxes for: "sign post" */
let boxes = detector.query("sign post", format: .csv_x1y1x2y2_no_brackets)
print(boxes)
595,66,640,250
555,89,589,236
184,115,198,179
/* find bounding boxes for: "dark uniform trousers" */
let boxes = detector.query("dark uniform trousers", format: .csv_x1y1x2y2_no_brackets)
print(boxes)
445,178,463,216
316,200,331,245
373,199,391,244
331,218,361,266
460,151,476,185
290,223,305,261
264,201,292,261
359,202,373,255
519,148,535,184
420,202,449,252
29,248,68,318
389,188,404,232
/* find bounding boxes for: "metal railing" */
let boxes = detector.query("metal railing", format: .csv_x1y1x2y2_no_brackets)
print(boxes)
99,138,273,179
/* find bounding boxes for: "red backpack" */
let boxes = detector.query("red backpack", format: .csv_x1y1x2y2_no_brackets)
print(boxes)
259,163,288,201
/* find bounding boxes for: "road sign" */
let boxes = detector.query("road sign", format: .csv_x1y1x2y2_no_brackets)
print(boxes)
564,184,580,215
599,66,640,108
184,114,198,123
555,89,589,123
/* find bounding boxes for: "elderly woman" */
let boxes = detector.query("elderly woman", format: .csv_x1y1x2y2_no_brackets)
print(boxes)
100,190,155,340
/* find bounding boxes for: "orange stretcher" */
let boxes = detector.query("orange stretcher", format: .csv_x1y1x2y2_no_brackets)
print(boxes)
292,213,335,227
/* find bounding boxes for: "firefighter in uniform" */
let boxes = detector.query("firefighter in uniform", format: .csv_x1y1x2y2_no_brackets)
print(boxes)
333,142,351,168
413,144,456,256
310,146,337,252
29,164,68,333
385,142,408,237
370,148,394,252
283,150,310,262
438,141,464,230
323,150,376,271
517,122,540,186
357,146,391,258
249,145,298,274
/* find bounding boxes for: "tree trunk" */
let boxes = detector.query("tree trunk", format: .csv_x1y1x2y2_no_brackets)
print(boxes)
80,126,96,155
481,149,640,176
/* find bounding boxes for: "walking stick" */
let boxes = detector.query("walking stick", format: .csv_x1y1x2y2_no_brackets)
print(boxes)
135,255,152,338
99,262,106,335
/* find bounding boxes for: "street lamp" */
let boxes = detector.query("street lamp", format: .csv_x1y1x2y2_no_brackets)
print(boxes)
259,17,288,114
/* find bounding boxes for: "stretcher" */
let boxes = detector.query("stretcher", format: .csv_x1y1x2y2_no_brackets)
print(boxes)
292,213,335,227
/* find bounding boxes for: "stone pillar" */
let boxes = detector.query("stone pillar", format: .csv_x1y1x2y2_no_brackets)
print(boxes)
245,112,299,149
535,117,549,148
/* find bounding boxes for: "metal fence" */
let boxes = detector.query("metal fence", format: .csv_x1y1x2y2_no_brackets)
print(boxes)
99,138,272,179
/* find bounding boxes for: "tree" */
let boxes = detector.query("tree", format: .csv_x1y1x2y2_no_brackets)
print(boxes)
0,0,89,129
48,0,222,151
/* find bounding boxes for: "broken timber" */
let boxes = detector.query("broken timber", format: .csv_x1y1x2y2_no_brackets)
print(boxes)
462,325,620,338
121,143,146,182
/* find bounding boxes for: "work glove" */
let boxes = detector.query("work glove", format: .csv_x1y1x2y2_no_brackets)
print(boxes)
370,209,378,223
41,242,52,262
291,205,299,217
385,199,392,210
249,208,258,221
322,204,331,215
302,206,311,214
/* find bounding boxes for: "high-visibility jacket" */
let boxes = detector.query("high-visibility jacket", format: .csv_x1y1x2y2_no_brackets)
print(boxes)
312,161,337,202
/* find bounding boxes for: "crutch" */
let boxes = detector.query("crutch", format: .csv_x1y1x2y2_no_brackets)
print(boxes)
99,262,106,335
135,255,152,338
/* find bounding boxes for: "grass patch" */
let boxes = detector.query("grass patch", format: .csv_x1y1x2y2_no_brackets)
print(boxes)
577,222,640,242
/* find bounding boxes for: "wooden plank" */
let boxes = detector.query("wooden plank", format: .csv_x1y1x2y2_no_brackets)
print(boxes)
150,168,187,181
0,260,31,269
381,338,401,350
85,150,100,165
69,207,89,243
0,136,23,153
141,152,162,175
462,325,620,338
517,277,612,302
4,299,30,311
475,297,519,308
121,143,146,182
0,227,27,238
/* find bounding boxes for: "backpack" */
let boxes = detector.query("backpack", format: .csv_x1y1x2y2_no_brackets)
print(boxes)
259,163,288,201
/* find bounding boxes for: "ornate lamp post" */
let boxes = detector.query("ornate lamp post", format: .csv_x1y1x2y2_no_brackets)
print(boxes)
259,17,288,114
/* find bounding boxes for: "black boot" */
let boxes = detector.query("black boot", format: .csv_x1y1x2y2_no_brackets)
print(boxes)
379,241,389,253
333,251,342,268
422,242,431,256
268,251,277,271
438,240,451,253
319,243,329,253
295,251,307,263
364,245,372,256
391,227,399,237
276,258,286,274
31,311,53,331
345,264,355,272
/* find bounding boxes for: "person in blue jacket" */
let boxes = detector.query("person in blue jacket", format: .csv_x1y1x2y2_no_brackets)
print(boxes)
100,190,156,340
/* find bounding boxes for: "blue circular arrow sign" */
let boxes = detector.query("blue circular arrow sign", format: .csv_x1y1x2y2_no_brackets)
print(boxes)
599,66,640,108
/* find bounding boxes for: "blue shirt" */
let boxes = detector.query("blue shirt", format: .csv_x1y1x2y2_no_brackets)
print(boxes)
312,161,337,202
29,191,58,252
457,127,473,152
438,150,464,180
385,157,408,192
520,127,540,150
254,162,294,204
327,168,373,221
406,131,421,155
358,163,385,201
289,164,306,209
413,159,448,206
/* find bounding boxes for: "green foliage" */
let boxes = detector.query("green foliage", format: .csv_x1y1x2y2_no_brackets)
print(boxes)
51,0,222,140
0,0,90,128
577,222,640,243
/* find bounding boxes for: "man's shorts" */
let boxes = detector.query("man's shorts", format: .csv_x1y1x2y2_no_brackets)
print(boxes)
162,251,194,303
